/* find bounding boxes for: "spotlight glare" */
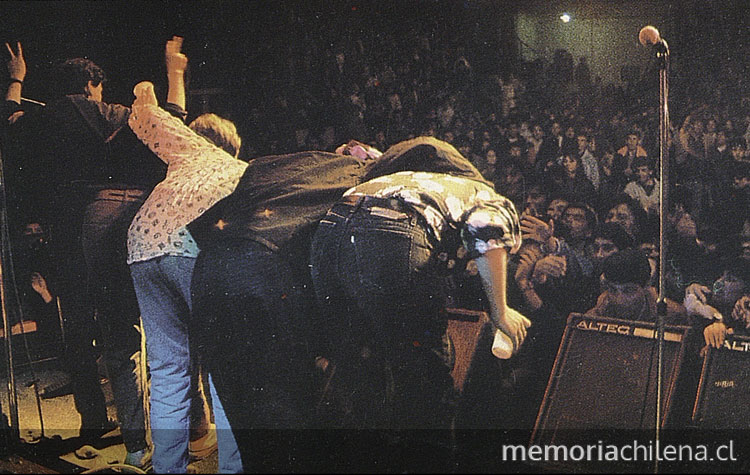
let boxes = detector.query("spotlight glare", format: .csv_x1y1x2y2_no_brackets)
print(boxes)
560,13,571,23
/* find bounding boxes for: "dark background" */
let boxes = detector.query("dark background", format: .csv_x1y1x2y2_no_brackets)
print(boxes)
1,1,748,147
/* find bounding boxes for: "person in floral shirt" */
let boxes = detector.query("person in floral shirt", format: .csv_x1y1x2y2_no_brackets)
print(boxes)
309,138,530,449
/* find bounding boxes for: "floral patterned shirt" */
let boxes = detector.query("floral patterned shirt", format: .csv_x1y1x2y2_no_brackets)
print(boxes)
344,171,522,258
126,105,248,264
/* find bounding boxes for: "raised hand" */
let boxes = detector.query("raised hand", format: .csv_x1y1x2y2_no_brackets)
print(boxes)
165,36,187,76
132,81,158,108
5,42,26,81
520,215,554,244
165,36,187,109
30,272,54,303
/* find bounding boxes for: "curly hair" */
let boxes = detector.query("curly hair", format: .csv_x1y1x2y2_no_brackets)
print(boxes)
56,58,106,96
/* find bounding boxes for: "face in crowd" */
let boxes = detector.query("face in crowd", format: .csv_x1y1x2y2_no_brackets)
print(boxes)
547,198,569,223
635,164,653,186
605,203,637,237
560,205,593,242
625,133,639,151
562,154,579,176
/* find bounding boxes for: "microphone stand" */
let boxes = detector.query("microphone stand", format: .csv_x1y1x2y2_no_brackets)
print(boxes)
653,38,670,474
1,97,46,451
0,131,22,447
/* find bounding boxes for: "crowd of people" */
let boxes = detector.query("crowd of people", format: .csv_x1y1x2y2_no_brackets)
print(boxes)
1,14,749,474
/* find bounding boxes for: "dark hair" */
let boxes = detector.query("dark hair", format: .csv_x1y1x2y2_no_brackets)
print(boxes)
627,129,641,139
364,136,490,186
564,201,598,230
633,156,654,170
723,259,750,288
602,249,652,286
602,193,647,238
731,160,750,179
595,222,634,251
56,58,106,96
560,143,580,161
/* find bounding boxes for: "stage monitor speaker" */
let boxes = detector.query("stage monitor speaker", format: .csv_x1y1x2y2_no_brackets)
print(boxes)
445,308,488,392
692,333,750,429
531,313,690,448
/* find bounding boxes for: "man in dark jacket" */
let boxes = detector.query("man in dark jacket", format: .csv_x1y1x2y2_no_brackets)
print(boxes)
186,141,381,471
3,40,185,464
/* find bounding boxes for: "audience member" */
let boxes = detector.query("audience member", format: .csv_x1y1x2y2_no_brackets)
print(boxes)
587,249,655,321
624,156,660,216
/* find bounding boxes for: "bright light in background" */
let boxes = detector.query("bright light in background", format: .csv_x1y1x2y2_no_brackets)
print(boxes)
560,13,571,23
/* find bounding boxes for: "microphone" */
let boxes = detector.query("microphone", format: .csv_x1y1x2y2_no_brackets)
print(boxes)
638,25,661,46
639,25,668,53
21,97,45,107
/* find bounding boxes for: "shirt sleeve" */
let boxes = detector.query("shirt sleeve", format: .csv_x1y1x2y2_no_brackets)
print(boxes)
460,198,522,258
163,102,188,122
128,104,231,166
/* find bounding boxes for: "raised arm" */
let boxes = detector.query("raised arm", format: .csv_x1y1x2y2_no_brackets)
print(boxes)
5,42,25,105
165,36,187,110
130,81,232,165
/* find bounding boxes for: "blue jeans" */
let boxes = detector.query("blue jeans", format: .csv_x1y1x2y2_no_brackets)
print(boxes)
310,200,455,431
130,256,241,474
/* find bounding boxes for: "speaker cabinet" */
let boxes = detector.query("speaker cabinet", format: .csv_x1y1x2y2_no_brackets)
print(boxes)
445,308,488,392
692,333,750,429
531,313,690,447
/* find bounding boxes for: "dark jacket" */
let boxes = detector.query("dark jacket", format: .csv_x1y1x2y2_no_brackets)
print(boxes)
187,136,490,256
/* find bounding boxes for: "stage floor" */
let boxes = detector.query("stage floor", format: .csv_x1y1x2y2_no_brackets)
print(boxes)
1,358,217,473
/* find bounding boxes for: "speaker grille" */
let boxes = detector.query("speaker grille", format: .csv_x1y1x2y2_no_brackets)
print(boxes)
531,313,690,447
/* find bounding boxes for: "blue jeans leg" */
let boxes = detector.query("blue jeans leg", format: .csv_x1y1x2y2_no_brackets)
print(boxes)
209,374,242,473
130,257,194,473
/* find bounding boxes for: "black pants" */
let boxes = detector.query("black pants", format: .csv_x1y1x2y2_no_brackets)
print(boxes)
308,200,457,470
52,191,147,451
191,240,313,471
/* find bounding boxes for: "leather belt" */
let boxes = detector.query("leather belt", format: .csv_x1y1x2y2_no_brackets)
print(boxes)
339,194,410,213
94,189,147,202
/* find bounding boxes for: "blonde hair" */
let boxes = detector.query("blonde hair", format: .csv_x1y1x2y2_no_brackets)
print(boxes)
189,113,242,158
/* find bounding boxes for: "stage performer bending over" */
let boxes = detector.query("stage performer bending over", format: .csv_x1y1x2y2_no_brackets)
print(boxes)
309,137,531,462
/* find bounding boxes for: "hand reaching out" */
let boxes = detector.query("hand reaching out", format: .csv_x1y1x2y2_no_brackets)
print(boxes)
685,283,710,304
731,296,750,329
520,215,554,244
532,254,567,283
5,42,26,81
515,245,543,280
684,283,722,320
703,321,732,349
515,246,543,310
